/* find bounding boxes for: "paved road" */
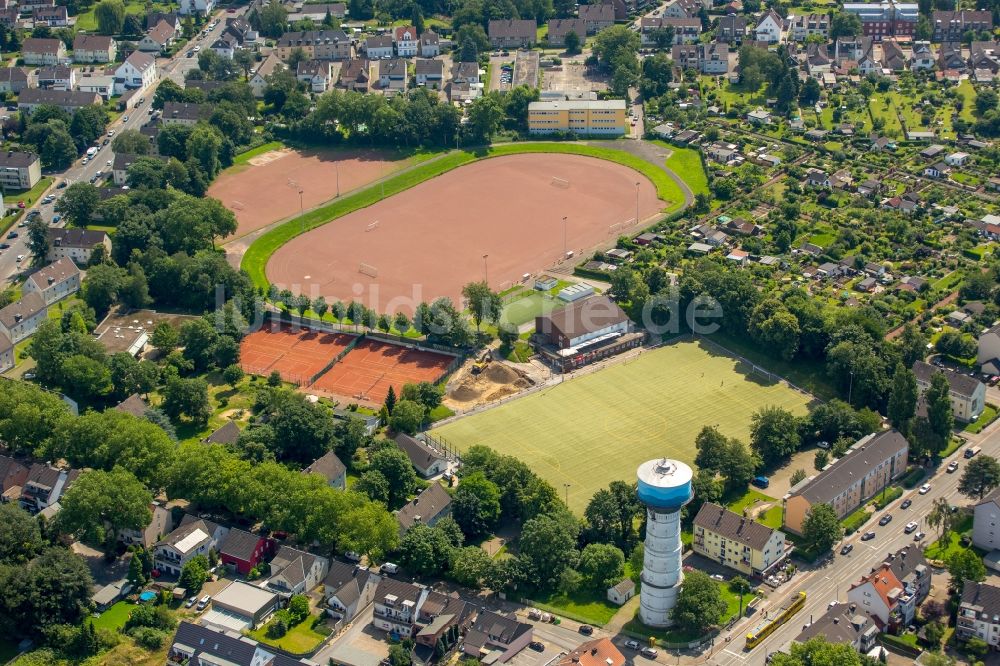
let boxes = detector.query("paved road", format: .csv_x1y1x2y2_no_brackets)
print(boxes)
0,11,235,287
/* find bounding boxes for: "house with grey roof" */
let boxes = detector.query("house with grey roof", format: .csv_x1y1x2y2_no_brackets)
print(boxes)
265,545,329,596
394,433,448,478
169,621,314,666
23,257,81,306
463,610,533,662
397,482,452,534
958,581,1000,648
912,360,985,423
0,292,47,344
796,603,879,653
782,430,909,535
19,89,102,115
324,560,380,621
371,577,425,637
47,227,111,265
302,450,346,490
154,515,229,576
488,19,536,48
19,462,80,514
973,486,1000,551
204,421,241,445
114,393,149,417
578,3,614,33
692,502,786,576
0,331,13,373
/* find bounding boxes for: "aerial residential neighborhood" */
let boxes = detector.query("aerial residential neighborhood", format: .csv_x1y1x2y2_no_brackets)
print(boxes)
0,0,998,663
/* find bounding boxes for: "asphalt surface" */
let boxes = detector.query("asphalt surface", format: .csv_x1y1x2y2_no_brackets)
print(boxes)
0,11,235,287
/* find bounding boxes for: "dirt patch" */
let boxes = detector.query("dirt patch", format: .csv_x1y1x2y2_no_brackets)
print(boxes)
444,357,535,410
208,148,410,239
267,153,665,314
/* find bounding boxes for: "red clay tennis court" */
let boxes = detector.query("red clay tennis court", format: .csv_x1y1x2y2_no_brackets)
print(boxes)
309,339,455,404
240,325,355,386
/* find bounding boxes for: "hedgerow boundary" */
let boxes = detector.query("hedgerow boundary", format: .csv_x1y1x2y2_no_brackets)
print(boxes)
240,142,687,292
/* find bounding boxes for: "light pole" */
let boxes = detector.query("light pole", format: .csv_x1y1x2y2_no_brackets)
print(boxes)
483,254,489,284
635,181,640,226
563,483,570,504
298,189,304,234
562,216,568,256
848,370,855,405
336,164,340,197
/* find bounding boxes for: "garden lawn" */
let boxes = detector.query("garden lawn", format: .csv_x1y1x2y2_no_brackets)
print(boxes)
5,176,54,208
923,515,975,562
530,590,619,626
74,0,173,31
663,145,709,198
247,616,330,654
500,290,562,327
91,601,135,632
966,404,999,435
232,141,286,166
433,339,811,513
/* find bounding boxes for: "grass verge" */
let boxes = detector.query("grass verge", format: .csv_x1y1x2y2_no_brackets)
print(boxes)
232,141,286,166
965,404,999,435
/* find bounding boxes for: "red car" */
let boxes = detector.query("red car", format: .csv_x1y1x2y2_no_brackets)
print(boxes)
16,201,24,209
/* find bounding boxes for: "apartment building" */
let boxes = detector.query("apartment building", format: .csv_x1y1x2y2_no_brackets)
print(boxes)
527,99,627,135
22,257,82,306
841,2,919,40
46,228,111,264
275,29,352,60
0,151,41,190
72,34,117,63
931,10,992,43
846,547,931,631
782,430,909,535
912,360,986,423
153,515,229,576
692,502,787,577
958,581,1000,647
640,17,701,45
789,13,829,40
973,487,1000,551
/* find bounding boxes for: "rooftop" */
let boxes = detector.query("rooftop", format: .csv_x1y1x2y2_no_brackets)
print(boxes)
790,430,908,505
693,502,778,551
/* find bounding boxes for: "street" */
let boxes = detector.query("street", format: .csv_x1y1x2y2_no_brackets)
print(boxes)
0,11,234,288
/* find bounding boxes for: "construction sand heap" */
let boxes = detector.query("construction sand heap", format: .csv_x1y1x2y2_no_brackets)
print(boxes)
446,359,535,408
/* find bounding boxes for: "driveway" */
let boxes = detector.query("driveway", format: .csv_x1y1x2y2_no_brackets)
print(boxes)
313,605,388,666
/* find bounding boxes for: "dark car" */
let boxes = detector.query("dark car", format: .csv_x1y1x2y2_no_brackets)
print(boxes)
529,642,544,652
840,543,853,555
861,531,876,541
0,243,9,249
102,138,110,146
901,499,912,509
878,514,892,526
56,180,68,188
579,625,593,635
6,232,17,239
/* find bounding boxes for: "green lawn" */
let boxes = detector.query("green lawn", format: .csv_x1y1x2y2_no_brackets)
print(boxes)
726,489,782,529
246,615,330,654
500,290,562,327
662,145,709,198
74,0,173,31
923,515,975,562
432,340,811,513
4,176,54,209
966,404,999,434
242,142,690,291
529,590,620,626
232,141,286,166
91,600,135,632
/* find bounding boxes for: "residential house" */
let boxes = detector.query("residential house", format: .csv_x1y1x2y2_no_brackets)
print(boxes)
463,611,533,662
265,545,329,597
747,108,771,124
22,257,81,306
698,41,729,73
579,3,614,33
945,151,970,166
218,528,274,576
0,292,48,344
33,5,68,25
397,482,452,534
835,35,871,62
19,463,79,514
910,40,934,69
671,43,699,70
805,169,830,187
451,61,479,85
717,14,748,43
153,515,228,576
394,433,448,478
980,323,1000,374
415,58,444,88
168,621,314,666
488,19,536,48
958,581,1000,647
419,30,440,57
0,151,41,190
394,25,418,57
842,1,919,40
22,38,68,66
755,9,785,43
114,51,156,95
0,333,14,373
276,29,352,60
937,42,965,70
203,421,240,445
138,20,176,53
112,153,139,186
973,487,1000,552
287,2,346,21
223,16,256,46
912,360,985,423
324,560,380,621
19,89,102,115
211,34,239,59
640,17,700,45
378,58,407,94
924,161,950,178
782,430,909,535
556,639,625,666
662,0,700,18
0,67,29,94
209,581,280,630
412,591,474,665
161,101,212,125
970,41,1000,73
847,548,930,631
301,450,347,490
692,502,787,577
146,11,181,32
297,60,333,92
179,0,214,15
547,18,587,47
0,455,30,502
365,34,394,59
120,502,172,549
339,58,372,92
371,578,424,638
0,7,17,27
789,13,829,41
72,34,117,63
249,54,285,97
796,603,879,653
932,10,992,43
881,38,906,70
35,65,75,91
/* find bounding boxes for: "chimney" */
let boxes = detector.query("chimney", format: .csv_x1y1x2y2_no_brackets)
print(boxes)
591,648,597,656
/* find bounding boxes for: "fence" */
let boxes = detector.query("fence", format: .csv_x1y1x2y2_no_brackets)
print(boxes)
308,332,366,386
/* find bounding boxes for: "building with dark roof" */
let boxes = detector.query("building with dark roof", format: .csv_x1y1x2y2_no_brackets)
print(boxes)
488,19,536,48
0,151,42,190
547,18,587,46
324,560,380,621
931,10,992,42
783,430,909,535
114,393,149,417
302,450,347,489
0,454,30,502
912,360,986,423
534,294,641,372
463,610,533,662
393,433,447,478
23,257,81,306
169,621,312,666
154,515,229,576
19,462,79,514
958,581,1000,647
0,67,29,94
371,577,425,637
72,34,117,63
47,227,111,264
0,292,47,344
397,482,452,534
19,89,102,114
275,29,352,60
265,545,329,596
218,528,274,576
692,502,787,577
204,421,241,445
22,37,68,66
161,101,213,125
796,603,879,653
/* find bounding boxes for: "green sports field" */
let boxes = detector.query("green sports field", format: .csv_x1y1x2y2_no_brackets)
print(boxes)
432,340,813,513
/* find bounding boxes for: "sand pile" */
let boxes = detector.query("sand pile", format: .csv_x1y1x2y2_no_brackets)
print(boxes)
445,359,535,409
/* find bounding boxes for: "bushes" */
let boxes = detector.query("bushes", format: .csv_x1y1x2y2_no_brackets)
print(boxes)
870,485,902,510
841,506,871,535
901,466,926,489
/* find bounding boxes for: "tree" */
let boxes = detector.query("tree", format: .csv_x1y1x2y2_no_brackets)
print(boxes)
452,472,502,538
584,481,642,551
82,263,125,314
926,371,955,442
0,503,43,564
398,523,454,577
26,217,49,267
518,513,579,591
40,123,77,170
369,446,418,507
150,322,179,351
384,385,397,415
577,543,625,591
963,637,989,662
927,497,955,541
960,455,1000,500
0,547,93,639
670,571,726,633
54,183,101,227
948,548,986,592
389,399,424,434
222,364,244,389
814,450,829,471
338,501,399,561
461,281,502,332
887,363,918,432
450,546,492,588
233,49,255,80
178,554,209,594
55,467,152,549
802,503,842,554
898,323,927,368
355,470,390,504
62,355,113,401
94,0,125,35
162,375,211,425
71,106,109,152
750,406,801,467
466,95,505,142
259,0,288,38
187,124,225,177
770,638,868,666
830,12,862,39
112,129,151,155
563,29,581,54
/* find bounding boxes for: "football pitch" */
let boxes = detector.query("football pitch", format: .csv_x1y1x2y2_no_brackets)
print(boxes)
431,340,814,513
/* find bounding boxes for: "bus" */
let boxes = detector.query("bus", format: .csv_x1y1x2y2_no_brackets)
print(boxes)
745,591,806,650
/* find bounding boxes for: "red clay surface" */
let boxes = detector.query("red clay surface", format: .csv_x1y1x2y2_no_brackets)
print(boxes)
240,324,355,386
266,154,665,314
309,338,454,404
208,148,409,238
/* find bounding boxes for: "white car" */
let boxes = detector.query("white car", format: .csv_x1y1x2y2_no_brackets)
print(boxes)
919,483,932,495
106,160,112,166
194,45,201,52
904,521,918,533
15,254,24,262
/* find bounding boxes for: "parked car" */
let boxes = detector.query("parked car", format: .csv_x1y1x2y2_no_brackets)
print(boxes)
184,596,197,608
640,648,658,659
527,608,542,621
901,498,912,509
914,531,925,541
380,562,399,574
624,640,640,650
919,483,932,494
344,551,361,562
529,642,544,652
0,243,9,249
579,625,593,635
52,215,61,223
56,180,67,188
7,232,17,239
840,543,853,555
947,461,959,473
904,521,918,533
195,595,211,611
860,531,876,541
752,475,770,489
878,514,892,526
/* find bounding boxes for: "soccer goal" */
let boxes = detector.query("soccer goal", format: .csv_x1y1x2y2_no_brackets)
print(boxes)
359,263,379,278
230,200,245,211
366,220,380,232
550,177,570,189
287,178,300,189
608,222,623,235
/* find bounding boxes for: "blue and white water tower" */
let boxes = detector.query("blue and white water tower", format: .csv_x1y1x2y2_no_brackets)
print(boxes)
636,458,693,628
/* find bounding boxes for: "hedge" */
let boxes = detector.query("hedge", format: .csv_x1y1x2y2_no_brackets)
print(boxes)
901,467,927,489
870,485,903,510
842,506,872,535
241,142,687,291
